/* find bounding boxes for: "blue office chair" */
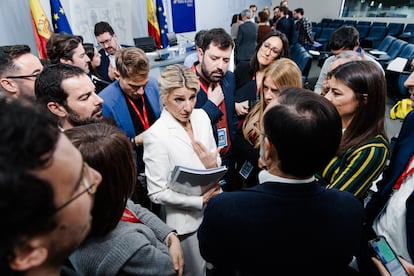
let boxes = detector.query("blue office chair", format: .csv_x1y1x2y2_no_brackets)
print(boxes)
316,27,335,51
290,43,313,83
399,24,414,41
320,18,332,27
398,44,414,60
343,20,356,27
312,26,322,41
371,22,387,27
328,19,343,29
357,21,371,26
373,35,397,52
377,39,408,66
387,23,404,37
362,26,388,48
356,25,371,40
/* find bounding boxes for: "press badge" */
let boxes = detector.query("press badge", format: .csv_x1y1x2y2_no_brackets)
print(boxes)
239,160,253,179
217,128,228,147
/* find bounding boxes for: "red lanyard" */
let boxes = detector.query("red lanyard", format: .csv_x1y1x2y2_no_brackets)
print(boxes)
192,64,221,93
393,155,414,190
126,95,150,130
121,207,143,223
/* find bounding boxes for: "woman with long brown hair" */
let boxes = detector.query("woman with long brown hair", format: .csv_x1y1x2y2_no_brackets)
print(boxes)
319,60,389,200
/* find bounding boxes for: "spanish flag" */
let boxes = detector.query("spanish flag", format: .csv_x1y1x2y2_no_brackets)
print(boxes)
147,0,161,49
29,0,53,59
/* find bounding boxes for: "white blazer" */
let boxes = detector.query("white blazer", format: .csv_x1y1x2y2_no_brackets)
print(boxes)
143,108,221,234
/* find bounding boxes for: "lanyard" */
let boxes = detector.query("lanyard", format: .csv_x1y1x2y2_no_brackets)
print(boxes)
192,64,221,93
393,155,414,190
126,95,150,130
121,207,143,223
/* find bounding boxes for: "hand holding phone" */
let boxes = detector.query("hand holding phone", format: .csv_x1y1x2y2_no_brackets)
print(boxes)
369,236,408,276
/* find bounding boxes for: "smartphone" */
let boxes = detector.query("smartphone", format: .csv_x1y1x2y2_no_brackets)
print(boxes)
368,236,408,276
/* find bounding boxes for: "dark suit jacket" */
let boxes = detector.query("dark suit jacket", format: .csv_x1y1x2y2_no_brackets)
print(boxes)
276,16,294,44
195,70,238,144
96,45,130,82
366,110,414,261
198,178,364,275
235,21,258,63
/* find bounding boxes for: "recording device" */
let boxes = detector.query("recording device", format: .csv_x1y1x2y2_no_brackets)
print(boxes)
368,236,408,276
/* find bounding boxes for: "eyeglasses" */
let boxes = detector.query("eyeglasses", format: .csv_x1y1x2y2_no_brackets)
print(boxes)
98,36,113,47
6,73,40,80
54,162,98,212
262,42,280,56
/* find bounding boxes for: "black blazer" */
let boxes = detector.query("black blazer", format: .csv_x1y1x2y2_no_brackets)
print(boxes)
96,44,131,82
198,179,364,275
235,21,258,63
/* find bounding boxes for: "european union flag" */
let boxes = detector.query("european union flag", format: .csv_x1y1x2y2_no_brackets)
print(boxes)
50,0,72,34
156,0,169,48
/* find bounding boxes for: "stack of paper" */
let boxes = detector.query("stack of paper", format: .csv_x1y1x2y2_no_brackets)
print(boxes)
169,166,227,196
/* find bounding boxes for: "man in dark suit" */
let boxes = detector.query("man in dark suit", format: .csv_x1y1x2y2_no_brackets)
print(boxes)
275,6,294,44
235,9,258,64
94,21,129,82
198,87,364,275
193,28,238,191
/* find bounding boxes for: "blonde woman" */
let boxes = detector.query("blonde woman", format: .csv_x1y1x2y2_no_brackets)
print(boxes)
143,64,221,276
232,58,302,188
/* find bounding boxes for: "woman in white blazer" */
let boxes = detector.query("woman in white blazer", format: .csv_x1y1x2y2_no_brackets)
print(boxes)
143,64,221,276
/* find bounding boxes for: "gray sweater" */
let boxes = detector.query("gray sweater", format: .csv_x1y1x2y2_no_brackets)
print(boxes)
69,200,176,275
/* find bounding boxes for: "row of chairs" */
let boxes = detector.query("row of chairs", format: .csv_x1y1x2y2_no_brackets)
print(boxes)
316,18,411,35
312,22,414,51
368,35,414,97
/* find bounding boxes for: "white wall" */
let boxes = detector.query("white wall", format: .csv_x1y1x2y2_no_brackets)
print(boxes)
0,0,272,53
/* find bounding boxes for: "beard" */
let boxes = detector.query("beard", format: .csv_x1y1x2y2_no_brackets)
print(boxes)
64,104,103,127
200,61,224,83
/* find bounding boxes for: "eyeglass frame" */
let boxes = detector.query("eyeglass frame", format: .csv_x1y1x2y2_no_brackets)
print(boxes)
261,42,281,56
6,73,40,80
54,162,98,212
98,36,113,47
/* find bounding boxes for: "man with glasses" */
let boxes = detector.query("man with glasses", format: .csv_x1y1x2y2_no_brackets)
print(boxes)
314,25,383,94
0,44,43,99
35,63,104,131
94,21,129,82
198,88,364,274
0,97,102,275
99,47,160,209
